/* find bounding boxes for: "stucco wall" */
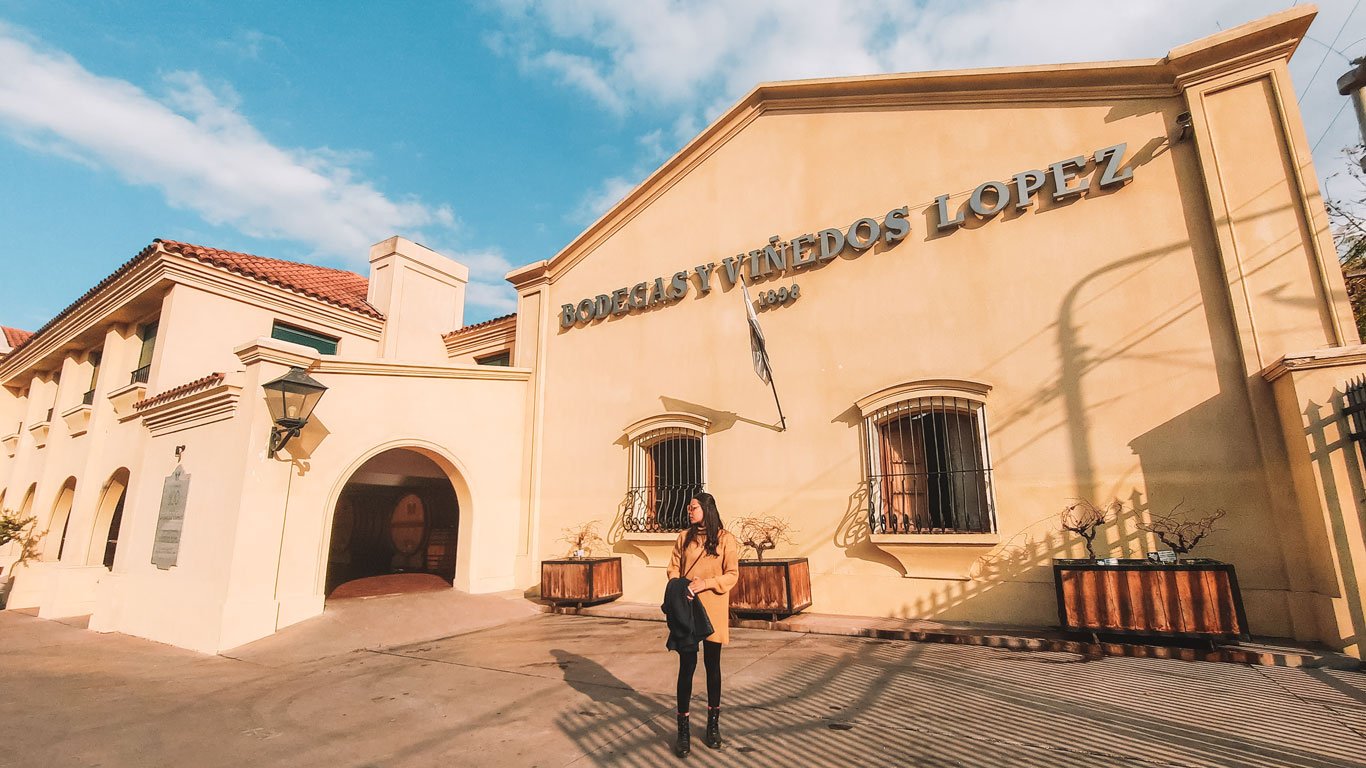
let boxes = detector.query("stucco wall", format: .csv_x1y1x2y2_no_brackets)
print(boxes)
527,81,1337,636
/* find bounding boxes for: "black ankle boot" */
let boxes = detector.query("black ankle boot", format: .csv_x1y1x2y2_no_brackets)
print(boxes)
704,707,723,749
674,712,691,758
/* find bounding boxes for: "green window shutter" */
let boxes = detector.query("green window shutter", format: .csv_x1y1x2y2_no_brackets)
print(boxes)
271,321,339,355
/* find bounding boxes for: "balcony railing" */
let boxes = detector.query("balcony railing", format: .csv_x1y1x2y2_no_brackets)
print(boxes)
130,365,150,385
82,389,96,406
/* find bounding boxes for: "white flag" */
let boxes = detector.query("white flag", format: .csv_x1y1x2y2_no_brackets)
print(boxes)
739,281,772,384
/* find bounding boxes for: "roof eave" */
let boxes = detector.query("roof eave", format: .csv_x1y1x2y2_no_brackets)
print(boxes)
511,6,1315,287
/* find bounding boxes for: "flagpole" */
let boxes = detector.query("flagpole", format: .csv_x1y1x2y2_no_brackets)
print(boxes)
760,343,787,432
740,280,787,432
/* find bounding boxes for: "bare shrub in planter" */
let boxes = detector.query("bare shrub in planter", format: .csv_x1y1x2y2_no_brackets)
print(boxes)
558,520,606,559
1059,499,1122,560
1139,502,1226,561
733,515,795,561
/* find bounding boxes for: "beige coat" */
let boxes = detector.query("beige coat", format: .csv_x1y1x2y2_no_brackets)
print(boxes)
667,528,740,644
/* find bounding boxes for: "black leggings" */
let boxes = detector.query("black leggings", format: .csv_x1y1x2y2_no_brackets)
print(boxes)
676,640,721,714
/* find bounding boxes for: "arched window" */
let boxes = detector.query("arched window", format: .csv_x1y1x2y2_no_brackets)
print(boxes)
858,381,996,535
622,415,708,533
45,478,76,561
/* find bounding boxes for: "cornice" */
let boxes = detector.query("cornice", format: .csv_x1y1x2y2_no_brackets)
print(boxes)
1172,40,1300,91
444,317,517,359
234,337,322,369
312,358,531,381
506,260,549,288
135,376,244,437
134,372,228,411
1261,345,1366,382
0,257,170,382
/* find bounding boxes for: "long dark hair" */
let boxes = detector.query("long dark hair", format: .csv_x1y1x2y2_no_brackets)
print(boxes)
686,491,724,557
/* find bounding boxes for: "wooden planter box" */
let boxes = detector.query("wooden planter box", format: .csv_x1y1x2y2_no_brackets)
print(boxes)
540,557,622,607
730,558,812,619
1053,559,1249,641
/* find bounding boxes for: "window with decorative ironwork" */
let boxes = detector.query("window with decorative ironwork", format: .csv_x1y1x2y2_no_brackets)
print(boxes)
131,320,157,384
623,426,705,533
864,395,995,534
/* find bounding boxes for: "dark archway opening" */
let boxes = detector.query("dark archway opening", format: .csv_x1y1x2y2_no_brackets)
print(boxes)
325,448,459,598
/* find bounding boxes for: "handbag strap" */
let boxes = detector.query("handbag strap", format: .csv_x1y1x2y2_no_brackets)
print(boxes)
680,531,716,579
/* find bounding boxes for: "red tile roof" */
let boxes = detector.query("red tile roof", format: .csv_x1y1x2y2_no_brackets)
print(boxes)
133,372,227,411
158,240,381,320
1,326,32,349
7,239,382,359
442,313,516,341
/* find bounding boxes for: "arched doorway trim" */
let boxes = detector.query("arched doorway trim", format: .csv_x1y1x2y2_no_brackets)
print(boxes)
86,469,130,568
315,439,476,597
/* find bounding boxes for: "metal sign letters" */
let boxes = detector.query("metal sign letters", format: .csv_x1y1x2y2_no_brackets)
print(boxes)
560,142,1134,330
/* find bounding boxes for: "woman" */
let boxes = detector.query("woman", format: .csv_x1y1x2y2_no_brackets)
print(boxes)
665,490,739,757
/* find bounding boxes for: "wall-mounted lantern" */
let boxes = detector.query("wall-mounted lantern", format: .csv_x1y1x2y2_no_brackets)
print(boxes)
262,367,327,458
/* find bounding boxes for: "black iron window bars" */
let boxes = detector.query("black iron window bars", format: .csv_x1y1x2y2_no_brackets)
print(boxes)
865,396,996,535
622,427,704,533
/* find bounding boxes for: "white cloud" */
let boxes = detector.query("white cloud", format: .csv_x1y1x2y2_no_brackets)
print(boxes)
571,174,638,224
212,29,283,61
0,24,516,316
493,0,1366,221
536,51,625,113
465,280,519,314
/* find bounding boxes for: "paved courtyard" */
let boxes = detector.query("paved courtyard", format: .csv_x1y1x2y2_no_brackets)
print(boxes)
1,606,1364,768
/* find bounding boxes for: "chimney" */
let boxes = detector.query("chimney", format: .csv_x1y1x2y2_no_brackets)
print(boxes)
367,237,469,362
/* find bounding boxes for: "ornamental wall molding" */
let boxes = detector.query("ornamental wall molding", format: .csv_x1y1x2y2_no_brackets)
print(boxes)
312,358,532,382
135,373,243,437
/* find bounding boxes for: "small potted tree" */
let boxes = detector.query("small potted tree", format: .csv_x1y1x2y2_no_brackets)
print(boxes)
730,515,811,620
0,508,43,609
1058,498,1120,560
540,521,622,607
1054,500,1247,641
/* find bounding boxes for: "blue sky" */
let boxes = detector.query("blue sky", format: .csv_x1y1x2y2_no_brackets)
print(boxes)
2,0,1365,329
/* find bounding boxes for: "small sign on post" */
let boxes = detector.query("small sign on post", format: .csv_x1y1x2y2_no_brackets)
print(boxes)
152,465,191,569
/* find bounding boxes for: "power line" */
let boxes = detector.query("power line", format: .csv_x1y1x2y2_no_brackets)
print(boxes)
1299,0,1363,103
1312,98,1352,154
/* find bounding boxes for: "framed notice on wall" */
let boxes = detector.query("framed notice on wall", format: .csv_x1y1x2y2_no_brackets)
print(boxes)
151,465,191,569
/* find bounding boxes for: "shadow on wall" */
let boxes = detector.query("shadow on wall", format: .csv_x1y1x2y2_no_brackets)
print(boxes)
1301,392,1366,653
816,143,1330,628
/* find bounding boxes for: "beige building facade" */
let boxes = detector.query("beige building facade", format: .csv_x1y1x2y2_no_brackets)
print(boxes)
4,7,1366,657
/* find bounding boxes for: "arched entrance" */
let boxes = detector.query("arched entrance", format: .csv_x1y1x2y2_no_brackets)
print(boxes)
325,448,459,598
88,469,129,569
